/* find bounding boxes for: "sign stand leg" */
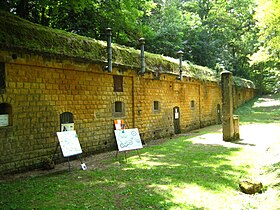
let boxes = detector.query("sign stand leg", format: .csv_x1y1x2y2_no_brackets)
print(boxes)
115,150,127,162
77,155,83,164
124,151,127,162
136,149,141,159
115,150,141,162
51,142,60,163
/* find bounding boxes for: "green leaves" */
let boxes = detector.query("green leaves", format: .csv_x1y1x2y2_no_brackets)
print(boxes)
2,0,278,91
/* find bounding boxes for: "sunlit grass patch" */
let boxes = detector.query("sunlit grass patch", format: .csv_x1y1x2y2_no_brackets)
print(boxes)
1,94,280,209
235,94,280,124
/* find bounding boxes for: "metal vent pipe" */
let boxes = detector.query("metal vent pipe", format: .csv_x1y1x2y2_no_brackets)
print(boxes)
106,28,112,72
139,38,145,75
177,50,184,80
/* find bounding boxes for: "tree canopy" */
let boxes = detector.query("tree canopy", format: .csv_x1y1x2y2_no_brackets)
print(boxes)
0,0,279,93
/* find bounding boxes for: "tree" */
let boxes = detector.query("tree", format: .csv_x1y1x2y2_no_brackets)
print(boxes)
0,0,267,83
144,0,185,57
0,0,155,46
250,0,280,93
181,0,259,77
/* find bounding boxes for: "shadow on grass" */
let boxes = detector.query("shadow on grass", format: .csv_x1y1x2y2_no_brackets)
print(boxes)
2,95,280,209
90,136,245,209
0,135,246,209
235,94,280,124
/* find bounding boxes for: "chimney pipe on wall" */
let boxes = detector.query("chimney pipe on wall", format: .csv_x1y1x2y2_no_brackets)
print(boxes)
139,38,145,75
177,50,184,80
106,28,112,72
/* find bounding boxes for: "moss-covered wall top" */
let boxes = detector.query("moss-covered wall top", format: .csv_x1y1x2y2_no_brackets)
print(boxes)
0,11,254,88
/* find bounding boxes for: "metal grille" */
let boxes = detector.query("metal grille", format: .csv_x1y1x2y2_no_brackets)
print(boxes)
113,75,123,92
0,62,5,91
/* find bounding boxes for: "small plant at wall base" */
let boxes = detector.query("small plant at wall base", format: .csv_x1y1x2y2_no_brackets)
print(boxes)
41,157,55,170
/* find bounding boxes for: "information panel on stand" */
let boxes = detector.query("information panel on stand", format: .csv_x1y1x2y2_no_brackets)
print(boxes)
56,131,82,157
114,128,143,152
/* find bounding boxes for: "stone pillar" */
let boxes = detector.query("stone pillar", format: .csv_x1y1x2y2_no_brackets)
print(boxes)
233,115,240,139
221,71,234,141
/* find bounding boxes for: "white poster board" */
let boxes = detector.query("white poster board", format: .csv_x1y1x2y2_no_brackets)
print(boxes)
56,131,82,157
0,114,9,127
114,128,143,152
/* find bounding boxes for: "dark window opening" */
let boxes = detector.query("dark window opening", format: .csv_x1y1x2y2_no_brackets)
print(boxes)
115,101,122,113
153,101,160,113
60,112,74,131
114,75,123,92
0,62,5,93
114,101,125,117
191,100,195,108
0,103,12,126
60,112,74,124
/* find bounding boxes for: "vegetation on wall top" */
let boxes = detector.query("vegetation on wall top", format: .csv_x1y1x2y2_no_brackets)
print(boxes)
0,11,252,88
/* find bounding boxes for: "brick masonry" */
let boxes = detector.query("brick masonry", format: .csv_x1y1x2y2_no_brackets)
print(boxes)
0,51,256,174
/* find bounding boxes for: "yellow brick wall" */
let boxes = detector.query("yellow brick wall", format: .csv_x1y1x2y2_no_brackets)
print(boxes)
0,51,255,173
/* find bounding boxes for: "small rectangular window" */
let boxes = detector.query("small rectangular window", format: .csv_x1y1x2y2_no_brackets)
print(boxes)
153,101,160,113
0,62,5,93
115,101,122,113
191,100,195,109
113,75,123,92
113,101,125,117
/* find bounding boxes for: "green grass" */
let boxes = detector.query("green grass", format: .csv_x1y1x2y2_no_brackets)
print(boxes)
1,94,280,209
235,93,280,124
0,138,252,209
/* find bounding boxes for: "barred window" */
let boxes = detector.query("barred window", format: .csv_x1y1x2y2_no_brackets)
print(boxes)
113,75,123,92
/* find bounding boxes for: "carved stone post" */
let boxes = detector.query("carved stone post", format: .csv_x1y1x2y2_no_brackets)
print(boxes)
221,71,234,141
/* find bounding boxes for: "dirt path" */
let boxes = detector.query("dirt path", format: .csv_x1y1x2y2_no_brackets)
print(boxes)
186,95,280,209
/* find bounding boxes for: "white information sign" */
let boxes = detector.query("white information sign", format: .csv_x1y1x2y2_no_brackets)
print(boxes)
56,131,82,157
0,114,9,126
114,128,143,152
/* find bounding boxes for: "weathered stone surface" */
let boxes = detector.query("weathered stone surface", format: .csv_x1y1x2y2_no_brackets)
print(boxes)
239,180,263,194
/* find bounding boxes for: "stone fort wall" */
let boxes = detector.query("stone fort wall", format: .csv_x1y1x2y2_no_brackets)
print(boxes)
0,51,255,174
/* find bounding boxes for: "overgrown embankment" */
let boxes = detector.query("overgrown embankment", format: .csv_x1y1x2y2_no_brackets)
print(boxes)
0,11,254,88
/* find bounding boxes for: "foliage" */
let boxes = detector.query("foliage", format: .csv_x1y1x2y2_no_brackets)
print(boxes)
250,0,280,93
143,0,185,57
0,0,156,47
233,76,255,89
0,0,262,81
0,11,204,81
181,0,259,77
0,10,255,88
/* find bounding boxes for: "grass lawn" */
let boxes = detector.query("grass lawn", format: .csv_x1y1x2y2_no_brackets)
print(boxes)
1,94,280,209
